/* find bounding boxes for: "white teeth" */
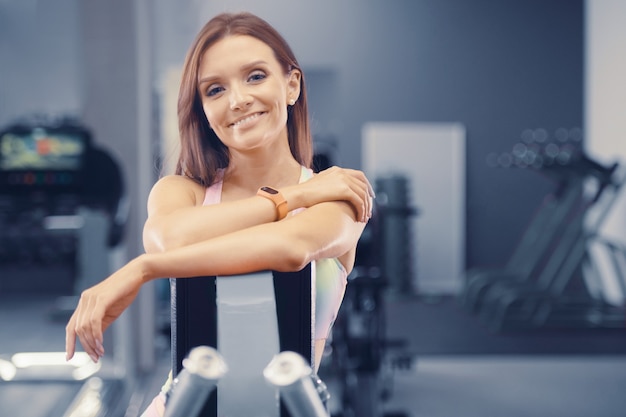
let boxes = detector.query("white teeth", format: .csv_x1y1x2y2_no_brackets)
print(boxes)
232,113,261,127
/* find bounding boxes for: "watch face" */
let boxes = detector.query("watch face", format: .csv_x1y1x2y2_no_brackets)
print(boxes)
261,186,278,194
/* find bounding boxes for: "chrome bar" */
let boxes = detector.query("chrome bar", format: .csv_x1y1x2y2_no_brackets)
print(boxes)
264,351,329,417
164,346,227,417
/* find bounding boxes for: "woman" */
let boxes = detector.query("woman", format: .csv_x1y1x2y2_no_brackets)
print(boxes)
65,11,373,415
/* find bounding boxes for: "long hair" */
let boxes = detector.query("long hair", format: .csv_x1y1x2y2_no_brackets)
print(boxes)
176,12,312,186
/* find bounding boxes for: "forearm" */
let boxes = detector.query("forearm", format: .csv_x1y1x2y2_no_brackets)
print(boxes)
140,201,362,281
144,197,275,252
143,185,310,253
142,223,306,281
143,167,373,253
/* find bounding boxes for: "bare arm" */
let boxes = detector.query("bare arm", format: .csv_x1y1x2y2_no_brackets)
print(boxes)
66,199,366,361
142,175,279,252
143,200,365,277
143,166,374,253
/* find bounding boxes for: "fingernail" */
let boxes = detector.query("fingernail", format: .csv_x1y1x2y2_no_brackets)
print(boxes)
90,354,99,363
96,340,105,356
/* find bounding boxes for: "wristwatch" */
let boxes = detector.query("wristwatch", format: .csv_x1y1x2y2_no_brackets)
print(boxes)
257,186,288,221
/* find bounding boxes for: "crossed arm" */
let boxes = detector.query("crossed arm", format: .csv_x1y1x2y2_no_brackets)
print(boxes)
65,166,373,362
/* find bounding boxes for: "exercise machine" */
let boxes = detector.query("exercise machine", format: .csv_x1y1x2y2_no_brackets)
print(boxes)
0,117,129,416
170,264,328,416
326,183,413,417
459,133,626,332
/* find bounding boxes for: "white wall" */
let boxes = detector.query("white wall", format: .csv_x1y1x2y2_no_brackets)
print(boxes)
585,0,626,303
585,0,626,241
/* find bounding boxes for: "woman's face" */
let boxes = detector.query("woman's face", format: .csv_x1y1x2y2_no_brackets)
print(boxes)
197,35,300,154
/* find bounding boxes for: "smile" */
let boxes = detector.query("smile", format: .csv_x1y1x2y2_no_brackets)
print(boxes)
230,112,265,128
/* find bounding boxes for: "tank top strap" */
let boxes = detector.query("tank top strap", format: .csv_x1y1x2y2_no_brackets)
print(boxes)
202,169,225,206
299,165,314,183
290,166,314,216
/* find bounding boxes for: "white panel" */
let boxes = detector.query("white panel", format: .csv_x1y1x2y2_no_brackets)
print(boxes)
585,0,626,242
216,273,280,416
362,122,465,294
585,0,626,304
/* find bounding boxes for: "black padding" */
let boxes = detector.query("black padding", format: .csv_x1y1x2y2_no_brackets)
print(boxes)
272,265,313,366
170,276,217,417
273,265,313,417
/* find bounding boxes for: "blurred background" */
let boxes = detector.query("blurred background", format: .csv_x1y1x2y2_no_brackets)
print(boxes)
1,0,625,416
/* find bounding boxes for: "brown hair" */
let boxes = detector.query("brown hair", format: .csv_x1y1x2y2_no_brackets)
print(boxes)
175,12,312,186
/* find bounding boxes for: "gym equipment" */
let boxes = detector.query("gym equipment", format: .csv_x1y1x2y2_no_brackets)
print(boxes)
459,131,626,332
164,346,226,417
163,347,329,417
0,118,127,296
374,175,418,297
327,199,413,417
264,351,330,417
0,117,128,417
170,266,318,417
460,134,613,313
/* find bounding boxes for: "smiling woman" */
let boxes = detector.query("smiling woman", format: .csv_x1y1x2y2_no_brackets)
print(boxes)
197,35,300,157
63,11,374,417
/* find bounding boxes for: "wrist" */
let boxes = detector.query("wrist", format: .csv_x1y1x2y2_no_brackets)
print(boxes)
133,254,154,284
280,185,305,212
257,186,288,221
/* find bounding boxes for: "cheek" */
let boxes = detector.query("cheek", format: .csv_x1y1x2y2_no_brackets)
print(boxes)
202,104,219,128
272,99,289,124
202,103,212,121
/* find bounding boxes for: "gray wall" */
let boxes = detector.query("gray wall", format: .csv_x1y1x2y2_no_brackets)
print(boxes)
0,0,82,122
0,0,584,271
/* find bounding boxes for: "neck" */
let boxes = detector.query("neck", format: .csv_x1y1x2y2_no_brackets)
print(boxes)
224,148,303,193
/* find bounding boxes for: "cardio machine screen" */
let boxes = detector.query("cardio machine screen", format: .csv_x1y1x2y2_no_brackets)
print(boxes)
0,129,86,171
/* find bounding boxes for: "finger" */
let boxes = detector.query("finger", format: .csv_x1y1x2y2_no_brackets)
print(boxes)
351,169,375,198
346,174,371,222
342,169,371,195
65,314,77,361
366,178,375,198
89,304,106,357
363,191,372,223
352,189,367,223
75,293,100,362
338,176,366,222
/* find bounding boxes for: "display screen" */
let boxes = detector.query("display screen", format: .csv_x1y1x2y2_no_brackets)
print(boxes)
0,128,86,171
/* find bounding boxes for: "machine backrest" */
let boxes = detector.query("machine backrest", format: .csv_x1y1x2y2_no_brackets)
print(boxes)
170,264,314,417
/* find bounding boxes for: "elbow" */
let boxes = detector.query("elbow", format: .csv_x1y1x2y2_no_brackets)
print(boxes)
275,239,314,272
142,221,185,254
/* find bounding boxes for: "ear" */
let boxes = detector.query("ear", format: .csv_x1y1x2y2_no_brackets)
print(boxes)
286,69,302,103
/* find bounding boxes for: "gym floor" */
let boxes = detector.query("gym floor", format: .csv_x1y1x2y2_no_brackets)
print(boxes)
1,293,625,416
369,294,626,416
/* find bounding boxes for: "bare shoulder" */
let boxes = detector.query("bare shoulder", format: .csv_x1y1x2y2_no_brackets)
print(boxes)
147,174,207,215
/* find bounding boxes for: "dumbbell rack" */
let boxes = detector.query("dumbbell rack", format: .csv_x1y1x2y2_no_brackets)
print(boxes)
459,128,626,332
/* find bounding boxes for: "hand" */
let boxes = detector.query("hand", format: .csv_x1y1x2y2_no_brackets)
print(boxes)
295,166,375,222
65,257,145,363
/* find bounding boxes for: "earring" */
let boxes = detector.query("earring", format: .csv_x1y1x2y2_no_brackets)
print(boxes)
289,99,296,106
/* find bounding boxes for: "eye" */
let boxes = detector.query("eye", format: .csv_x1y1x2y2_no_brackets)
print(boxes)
248,70,266,83
205,84,224,97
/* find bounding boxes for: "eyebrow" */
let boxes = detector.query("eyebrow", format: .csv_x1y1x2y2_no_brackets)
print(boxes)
198,60,270,85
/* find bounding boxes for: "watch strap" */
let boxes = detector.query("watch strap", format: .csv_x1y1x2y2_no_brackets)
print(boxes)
257,186,288,221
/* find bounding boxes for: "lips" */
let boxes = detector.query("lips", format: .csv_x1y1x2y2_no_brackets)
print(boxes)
229,112,265,128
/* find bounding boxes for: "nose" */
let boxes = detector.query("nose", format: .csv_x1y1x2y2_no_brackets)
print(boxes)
229,85,252,111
